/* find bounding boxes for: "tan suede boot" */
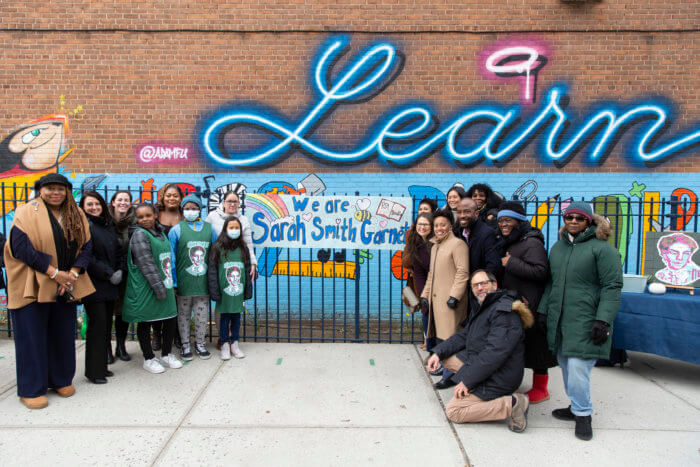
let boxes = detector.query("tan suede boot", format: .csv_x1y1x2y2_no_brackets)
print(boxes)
55,385,75,397
19,396,48,409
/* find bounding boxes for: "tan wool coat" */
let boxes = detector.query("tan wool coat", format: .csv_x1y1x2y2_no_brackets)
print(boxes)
421,230,469,340
4,198,95,309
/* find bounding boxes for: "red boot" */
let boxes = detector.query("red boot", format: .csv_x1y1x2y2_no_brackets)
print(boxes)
526,373,550,404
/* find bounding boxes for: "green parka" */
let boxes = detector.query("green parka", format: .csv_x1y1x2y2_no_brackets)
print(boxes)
537,214,623,359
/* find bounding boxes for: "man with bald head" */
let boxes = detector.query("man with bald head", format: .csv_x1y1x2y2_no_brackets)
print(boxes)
454,196,503,277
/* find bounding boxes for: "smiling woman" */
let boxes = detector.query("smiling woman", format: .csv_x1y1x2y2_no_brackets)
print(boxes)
3,173,94,410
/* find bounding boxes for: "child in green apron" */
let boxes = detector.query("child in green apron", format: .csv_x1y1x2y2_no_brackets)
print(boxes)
168,194,217,361
207,216,253,360
122,203,181,374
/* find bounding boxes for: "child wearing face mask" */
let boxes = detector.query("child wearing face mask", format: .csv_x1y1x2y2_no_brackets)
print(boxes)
168,194,218,361
207,216,253,360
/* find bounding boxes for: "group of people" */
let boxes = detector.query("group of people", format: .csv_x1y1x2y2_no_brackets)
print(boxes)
402,183,623,441
5,173,257,411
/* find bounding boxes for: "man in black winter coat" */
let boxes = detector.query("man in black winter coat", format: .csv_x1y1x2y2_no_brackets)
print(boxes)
427,269,533,432
453,197,503,278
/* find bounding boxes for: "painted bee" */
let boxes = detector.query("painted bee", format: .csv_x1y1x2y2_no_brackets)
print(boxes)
354,209,371,222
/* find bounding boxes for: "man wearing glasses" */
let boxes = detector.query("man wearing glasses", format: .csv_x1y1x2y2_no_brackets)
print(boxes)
426,269,534,433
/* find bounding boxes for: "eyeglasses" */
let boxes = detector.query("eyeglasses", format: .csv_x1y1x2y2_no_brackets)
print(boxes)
471,279,494,289
564,214,588,222
224,200,240,205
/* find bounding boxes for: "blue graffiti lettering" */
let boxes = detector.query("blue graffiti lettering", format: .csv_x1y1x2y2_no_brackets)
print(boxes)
201,37,700,168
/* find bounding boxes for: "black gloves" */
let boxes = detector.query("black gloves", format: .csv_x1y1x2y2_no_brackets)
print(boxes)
446,297,458,309
421,298,430,311
591,320,610,345
536,313,548,333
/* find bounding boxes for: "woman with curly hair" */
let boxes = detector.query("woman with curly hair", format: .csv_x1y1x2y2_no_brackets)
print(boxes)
402,212,434,350
466,183,503,228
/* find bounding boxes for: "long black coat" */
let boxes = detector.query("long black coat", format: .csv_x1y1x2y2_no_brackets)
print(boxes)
83,214,125,304
432,289,533,401
500,225,557,369
454,218,503,278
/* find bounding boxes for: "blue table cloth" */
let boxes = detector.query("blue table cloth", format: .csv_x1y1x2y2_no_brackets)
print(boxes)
612,291,700,364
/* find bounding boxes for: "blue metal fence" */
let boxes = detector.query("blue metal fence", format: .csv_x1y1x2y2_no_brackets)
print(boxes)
0,182,697,343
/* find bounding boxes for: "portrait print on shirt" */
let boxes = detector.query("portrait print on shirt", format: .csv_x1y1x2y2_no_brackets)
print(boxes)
185,241,209,276
160,253,174,288
224,262,244,296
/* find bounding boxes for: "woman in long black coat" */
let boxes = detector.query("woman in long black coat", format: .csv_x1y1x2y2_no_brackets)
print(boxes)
402,212,434,350
497,201,556,404
80,191,125,384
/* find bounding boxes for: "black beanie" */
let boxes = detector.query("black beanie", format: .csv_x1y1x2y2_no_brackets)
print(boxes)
34,173,73,191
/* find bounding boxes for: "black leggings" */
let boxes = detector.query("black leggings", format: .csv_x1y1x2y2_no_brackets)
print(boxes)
114,315,130,342
137,317,176,360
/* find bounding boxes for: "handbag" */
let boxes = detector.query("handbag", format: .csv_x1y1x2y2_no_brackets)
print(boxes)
401,272,420,312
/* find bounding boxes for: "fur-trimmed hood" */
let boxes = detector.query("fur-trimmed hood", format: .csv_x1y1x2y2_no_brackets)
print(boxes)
512,299,534,329
559,212,611,242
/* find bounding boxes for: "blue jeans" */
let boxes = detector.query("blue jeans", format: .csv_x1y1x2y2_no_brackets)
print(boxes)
557,353,596,416
219,313,241,344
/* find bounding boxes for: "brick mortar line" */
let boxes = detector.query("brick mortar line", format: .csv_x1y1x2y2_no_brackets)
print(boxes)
412,343,471,467
0,28,698,34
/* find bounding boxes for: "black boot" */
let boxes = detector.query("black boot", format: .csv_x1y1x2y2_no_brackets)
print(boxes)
106,342,115,365
115,339,131,361
574,415,593,441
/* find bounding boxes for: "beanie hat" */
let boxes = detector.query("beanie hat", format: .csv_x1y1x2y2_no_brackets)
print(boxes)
497,201,528,222
564,201,593,223
34,173,72,191
180,193,202,210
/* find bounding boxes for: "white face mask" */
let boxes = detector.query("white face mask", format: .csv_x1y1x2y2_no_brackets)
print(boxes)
183,209,200,222
227,229,241,240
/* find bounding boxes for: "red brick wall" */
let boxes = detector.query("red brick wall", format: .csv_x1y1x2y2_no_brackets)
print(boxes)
0,2,697,174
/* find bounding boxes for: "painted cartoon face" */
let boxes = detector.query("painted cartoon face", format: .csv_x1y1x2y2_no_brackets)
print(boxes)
663,241,692,270
7,121,66,171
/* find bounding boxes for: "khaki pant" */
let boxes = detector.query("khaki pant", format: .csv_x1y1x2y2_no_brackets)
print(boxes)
442,355,513,424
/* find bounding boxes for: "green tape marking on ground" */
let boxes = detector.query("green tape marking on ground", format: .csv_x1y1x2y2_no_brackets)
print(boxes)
369,359,375,366
276,358,283,365
182,360,191,366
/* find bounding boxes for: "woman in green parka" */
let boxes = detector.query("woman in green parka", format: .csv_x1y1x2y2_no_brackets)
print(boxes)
537,202,622,442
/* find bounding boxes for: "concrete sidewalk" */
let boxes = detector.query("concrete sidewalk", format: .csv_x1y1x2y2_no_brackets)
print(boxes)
0,340,698,466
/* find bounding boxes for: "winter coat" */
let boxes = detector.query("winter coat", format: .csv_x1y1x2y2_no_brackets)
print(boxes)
432,289,533,401
499,224,556,369
421,231,469,340
205,205,257,266
83,214,125,304
208,247,253,302
537,214,623,360
454,218,503,278
128,224,170,300
401,233,433,315
110,206,136,254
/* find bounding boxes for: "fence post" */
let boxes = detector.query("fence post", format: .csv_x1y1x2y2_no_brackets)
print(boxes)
354,191,361,342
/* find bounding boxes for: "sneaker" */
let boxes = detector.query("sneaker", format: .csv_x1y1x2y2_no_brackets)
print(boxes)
160,354,183,369
143,358,165,374
574,415,593,441
508,393,529,433
552,406,576,421
195,343,211,360
231,341,246,359
220,342,231,360
180,343,194,361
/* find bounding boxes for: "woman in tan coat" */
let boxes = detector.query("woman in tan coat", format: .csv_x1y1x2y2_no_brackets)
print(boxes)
421,209,469,389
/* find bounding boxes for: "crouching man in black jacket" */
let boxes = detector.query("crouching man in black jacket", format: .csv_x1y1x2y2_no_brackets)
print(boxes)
427,269,534,432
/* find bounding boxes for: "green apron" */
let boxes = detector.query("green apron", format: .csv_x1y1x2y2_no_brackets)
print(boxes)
175,220,212,297
216,248,245,314
122,227,177,323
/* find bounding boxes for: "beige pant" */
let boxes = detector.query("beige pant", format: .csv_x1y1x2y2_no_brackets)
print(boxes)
442,355,513,424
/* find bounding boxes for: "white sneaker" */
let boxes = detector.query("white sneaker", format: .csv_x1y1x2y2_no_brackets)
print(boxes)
160,354,183,369
143,358,165,374
220,342,231,360
231,341,246,359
